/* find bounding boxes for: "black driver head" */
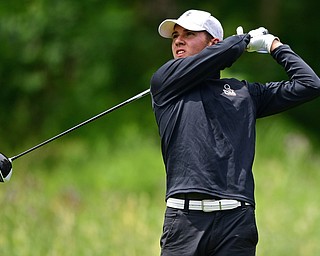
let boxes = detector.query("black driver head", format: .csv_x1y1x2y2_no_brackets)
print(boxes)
0,153,12,182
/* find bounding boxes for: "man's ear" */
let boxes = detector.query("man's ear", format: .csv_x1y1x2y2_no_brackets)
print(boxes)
208,38,220,46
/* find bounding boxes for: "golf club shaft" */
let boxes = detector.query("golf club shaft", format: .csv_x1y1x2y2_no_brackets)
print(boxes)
10,89,150,161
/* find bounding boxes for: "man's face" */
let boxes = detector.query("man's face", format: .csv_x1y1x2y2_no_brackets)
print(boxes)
171,25,217,59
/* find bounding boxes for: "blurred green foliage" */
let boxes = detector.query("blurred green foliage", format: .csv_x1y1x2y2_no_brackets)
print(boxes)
0,0,319,152
0,1,320,255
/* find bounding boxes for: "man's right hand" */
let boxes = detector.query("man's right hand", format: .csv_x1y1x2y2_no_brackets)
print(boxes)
236,26,268,38
248,27,268,38
247,34,279,53
236,26,279,53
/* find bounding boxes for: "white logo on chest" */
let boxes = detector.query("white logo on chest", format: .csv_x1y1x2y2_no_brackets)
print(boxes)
223,84,236,96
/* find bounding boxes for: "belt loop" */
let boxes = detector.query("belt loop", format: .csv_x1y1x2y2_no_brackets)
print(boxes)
184,194,189,212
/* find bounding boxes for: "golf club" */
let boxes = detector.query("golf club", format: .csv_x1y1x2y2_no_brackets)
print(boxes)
0,88,150,183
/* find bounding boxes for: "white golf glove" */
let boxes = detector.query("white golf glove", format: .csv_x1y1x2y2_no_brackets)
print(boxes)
248,27,268,37
236,26,278,53
236,26,268,37
247,34,278,53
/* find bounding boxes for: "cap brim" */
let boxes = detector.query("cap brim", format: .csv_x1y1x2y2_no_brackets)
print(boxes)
158,19,205,38
158,19,177,38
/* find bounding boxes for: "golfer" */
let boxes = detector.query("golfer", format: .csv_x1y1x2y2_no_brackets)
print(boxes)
150,9,320,256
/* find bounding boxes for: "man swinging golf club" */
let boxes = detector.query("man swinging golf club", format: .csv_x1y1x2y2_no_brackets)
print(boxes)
150,9,320,255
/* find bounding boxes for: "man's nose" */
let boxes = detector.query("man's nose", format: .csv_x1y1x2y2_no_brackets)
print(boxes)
174,36,185,46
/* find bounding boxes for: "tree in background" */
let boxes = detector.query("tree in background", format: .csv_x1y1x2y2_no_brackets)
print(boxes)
0,0,319,151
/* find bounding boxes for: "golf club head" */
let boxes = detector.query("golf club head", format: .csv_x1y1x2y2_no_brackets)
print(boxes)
0,153,12,182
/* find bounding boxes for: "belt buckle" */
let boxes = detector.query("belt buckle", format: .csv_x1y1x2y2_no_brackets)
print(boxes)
201,199,218,212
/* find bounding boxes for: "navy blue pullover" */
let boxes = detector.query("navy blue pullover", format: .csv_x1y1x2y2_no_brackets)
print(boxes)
150,34,320,206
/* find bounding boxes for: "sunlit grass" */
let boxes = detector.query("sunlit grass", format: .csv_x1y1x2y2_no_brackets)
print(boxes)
1,117,320,255
0,132,165,256
255,115,320,255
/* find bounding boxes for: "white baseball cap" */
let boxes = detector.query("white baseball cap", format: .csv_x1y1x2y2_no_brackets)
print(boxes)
158,10,224,40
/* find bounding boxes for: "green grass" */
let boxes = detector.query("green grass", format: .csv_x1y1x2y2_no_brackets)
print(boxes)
1,116,320,255
254,116,320,255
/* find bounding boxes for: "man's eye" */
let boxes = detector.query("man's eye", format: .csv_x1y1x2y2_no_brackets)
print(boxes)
186,32,195,37
172,34,178,39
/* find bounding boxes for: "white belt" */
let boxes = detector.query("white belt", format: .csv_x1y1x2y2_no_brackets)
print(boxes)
167,198,250,212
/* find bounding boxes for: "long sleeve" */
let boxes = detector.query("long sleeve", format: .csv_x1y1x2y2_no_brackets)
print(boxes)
151,34,250,106
250,45,320,118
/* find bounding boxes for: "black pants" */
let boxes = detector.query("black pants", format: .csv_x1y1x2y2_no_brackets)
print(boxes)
160,205,258,256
